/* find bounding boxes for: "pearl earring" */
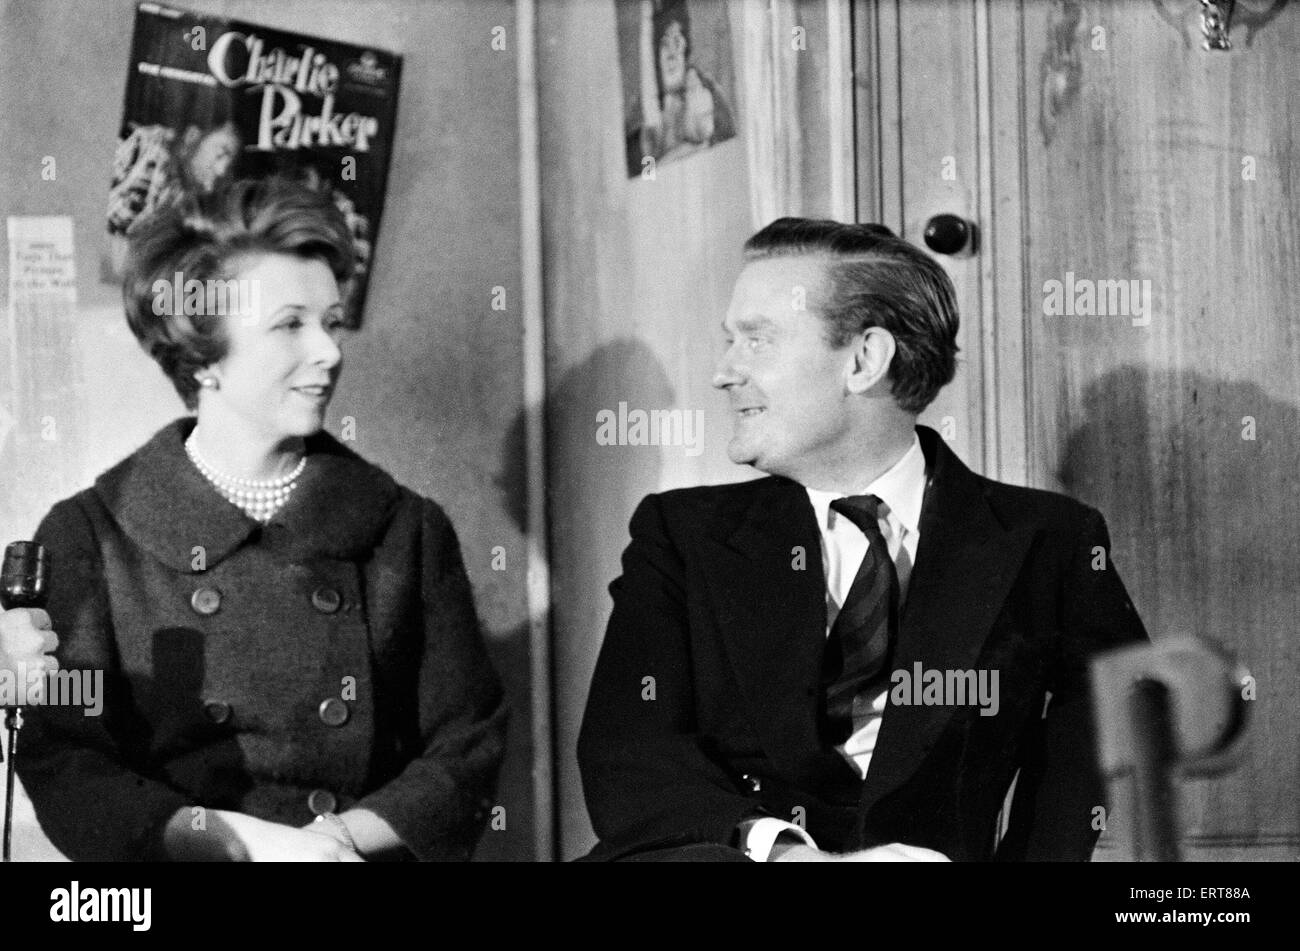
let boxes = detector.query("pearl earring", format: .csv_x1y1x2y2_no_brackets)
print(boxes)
199,376,218,390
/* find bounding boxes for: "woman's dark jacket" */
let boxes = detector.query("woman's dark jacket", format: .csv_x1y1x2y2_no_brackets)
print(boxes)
17,417,507,861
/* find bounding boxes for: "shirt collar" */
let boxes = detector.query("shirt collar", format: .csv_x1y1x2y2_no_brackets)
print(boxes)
804,432,927,535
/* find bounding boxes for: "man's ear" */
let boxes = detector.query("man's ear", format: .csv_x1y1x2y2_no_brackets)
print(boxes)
845,327,895,395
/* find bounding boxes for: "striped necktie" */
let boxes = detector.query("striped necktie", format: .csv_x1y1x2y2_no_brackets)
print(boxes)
822,494,900,744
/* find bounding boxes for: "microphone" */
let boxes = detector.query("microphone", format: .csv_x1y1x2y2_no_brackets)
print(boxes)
1,541,49,610
1,540,49,862
1091,636,1250,861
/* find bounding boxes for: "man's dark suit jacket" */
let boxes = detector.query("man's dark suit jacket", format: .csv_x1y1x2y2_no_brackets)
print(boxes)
578,425,1148,861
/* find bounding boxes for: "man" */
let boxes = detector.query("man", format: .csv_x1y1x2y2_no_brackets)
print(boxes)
577,218,1148,862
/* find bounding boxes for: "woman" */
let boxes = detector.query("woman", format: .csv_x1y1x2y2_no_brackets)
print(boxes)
14,177,506,861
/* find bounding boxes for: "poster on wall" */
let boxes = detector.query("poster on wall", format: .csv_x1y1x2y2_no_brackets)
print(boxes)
104,2,402,319
618,0,738,179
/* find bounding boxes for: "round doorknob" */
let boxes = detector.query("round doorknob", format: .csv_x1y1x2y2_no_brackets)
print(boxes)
923,214,976,255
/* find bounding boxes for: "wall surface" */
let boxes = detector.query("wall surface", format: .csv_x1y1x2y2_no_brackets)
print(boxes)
0,0,534,861
537,0,850,859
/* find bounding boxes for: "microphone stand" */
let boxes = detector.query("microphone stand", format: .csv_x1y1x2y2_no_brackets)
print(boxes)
1,540,49,863
1,707,20,863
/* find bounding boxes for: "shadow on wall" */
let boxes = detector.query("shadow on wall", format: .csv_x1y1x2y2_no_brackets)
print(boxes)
1056,364,1299,647
497,331,677,618
499,336,678,528
480,381,540,862
542,334,676,604
500,337,675,859
1057,365,1300,844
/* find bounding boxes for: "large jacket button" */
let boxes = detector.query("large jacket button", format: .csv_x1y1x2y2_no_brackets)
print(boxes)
311,587,342,614
203,700,232,725
190,587,222,615
318,697,350,727
307,789,338,815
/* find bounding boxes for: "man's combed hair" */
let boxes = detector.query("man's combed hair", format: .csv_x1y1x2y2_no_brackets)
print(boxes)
122,176,357,410
743,217,960,414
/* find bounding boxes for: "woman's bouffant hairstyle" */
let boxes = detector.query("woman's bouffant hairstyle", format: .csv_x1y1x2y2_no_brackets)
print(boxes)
742,217,960,414
122,176,356,410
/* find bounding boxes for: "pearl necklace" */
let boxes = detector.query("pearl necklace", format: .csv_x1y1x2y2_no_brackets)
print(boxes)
185,432,307,523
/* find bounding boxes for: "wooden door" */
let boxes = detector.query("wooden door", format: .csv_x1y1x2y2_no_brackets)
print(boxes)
863,0,1300,859
858,0,993,472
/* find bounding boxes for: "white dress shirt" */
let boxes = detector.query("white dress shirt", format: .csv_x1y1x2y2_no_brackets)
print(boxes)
742,434,929,860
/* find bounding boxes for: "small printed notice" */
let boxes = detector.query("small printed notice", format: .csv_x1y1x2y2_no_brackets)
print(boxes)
2,216,83,537
8,216,77,301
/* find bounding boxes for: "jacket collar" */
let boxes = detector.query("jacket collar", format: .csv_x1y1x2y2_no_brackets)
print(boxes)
93,417,401,572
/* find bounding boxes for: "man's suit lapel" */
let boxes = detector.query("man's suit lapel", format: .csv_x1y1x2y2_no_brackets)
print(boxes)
695,428,1036,802
859,426,1035,814
699,477,831,779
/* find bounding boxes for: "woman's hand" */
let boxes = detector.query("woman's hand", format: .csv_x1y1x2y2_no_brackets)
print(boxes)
302,808,407,860
221,813,367,862
164,808,365,862
0,608,60,703
773,842,951,862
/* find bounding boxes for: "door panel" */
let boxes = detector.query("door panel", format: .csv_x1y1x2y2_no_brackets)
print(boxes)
1016,0,1299,860
867,0,987,470
865,0,1300,859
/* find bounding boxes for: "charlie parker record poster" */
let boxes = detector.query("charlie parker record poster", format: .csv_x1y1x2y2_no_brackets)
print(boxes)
105,2,402,318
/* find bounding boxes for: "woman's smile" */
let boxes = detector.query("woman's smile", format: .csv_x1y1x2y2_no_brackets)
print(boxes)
291,383,333,404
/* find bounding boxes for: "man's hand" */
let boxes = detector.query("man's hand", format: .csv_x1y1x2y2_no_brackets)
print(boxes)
164,809,365,862
0,608,60,703
773,842,951,862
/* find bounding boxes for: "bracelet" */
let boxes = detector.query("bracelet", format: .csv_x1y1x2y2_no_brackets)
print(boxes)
313,812,359,854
